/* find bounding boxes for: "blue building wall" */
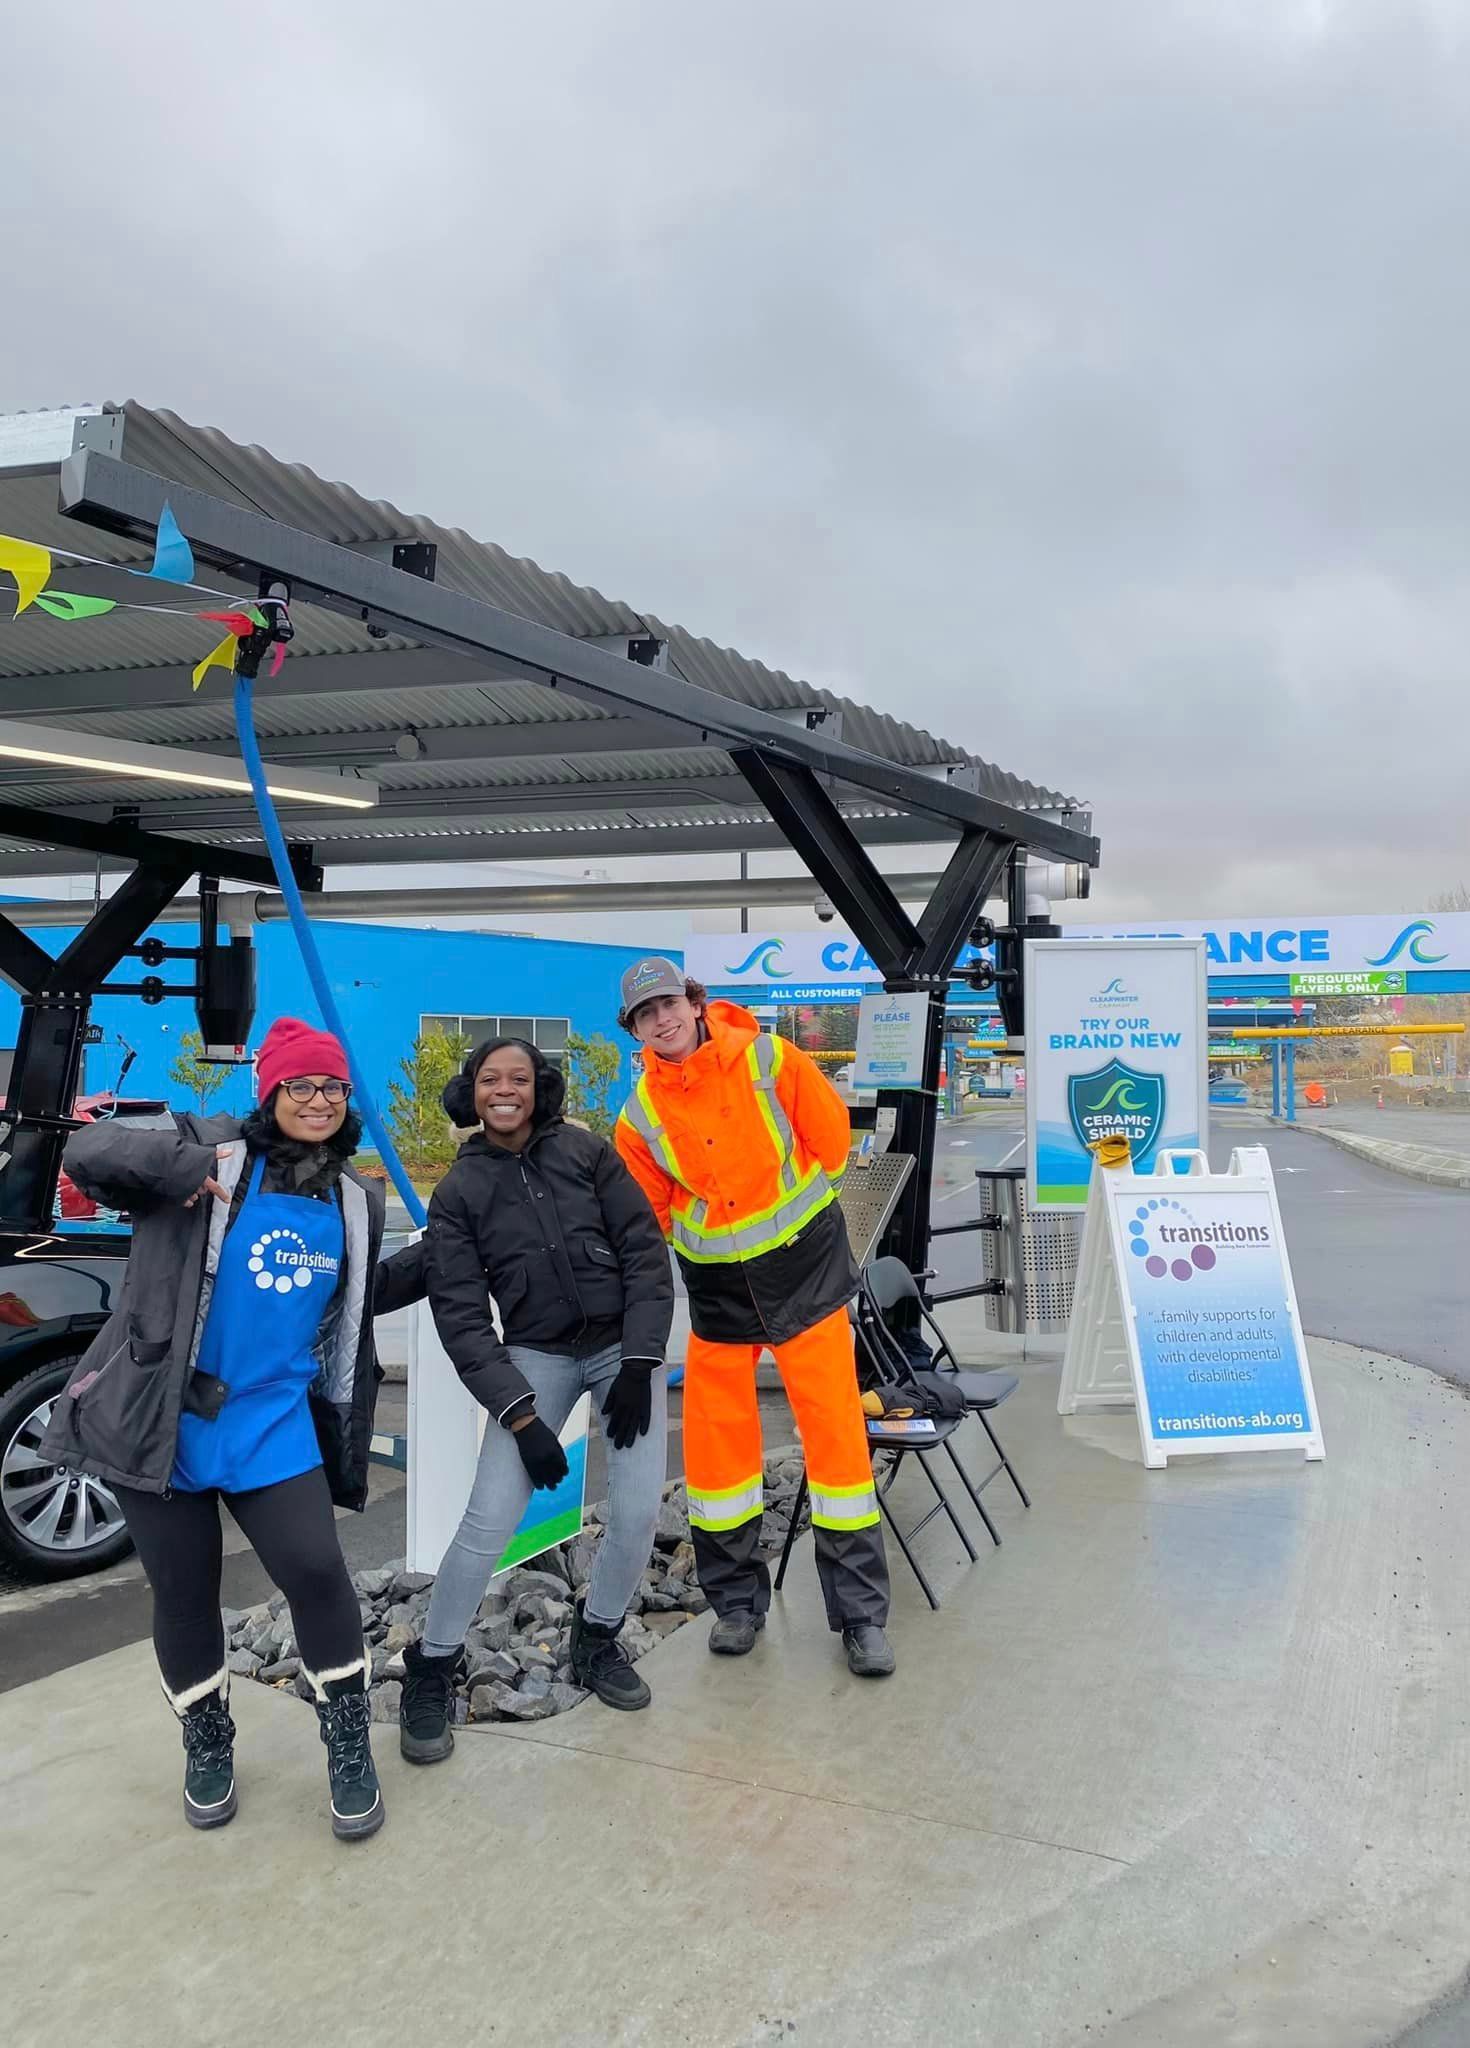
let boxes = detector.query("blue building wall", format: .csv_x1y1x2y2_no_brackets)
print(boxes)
0,921,671,1117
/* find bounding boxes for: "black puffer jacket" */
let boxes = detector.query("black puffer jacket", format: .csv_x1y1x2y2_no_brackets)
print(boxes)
427,1117,673,1422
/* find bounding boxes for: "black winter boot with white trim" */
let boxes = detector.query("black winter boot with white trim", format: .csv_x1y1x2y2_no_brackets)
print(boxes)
179,1690,238,1831
569,1605,651,1711
315,1678,385,1840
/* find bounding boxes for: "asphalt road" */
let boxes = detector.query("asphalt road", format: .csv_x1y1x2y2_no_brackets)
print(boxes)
930,1104,1469,1381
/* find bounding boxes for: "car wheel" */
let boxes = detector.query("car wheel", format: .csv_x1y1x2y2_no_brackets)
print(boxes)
0,1357,134,1580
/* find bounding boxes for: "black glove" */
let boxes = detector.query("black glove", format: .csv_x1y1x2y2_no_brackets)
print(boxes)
510,1414,569,1491
602,1359,657,1452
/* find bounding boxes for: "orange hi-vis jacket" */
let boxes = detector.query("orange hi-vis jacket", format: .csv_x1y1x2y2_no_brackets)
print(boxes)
614,1002,858,1346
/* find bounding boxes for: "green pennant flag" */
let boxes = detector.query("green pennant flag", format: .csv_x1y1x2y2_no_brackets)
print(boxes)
33,591,118,621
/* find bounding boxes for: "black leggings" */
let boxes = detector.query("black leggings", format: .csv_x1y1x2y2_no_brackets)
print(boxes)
114,1467,364,1709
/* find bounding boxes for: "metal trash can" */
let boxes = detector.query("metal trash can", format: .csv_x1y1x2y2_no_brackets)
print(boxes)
975,1165,1083,1335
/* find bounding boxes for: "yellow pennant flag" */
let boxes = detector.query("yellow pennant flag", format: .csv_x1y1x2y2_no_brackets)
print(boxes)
0,535,52,617
191,632,239,692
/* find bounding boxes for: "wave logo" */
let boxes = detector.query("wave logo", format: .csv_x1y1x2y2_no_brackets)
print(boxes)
1092,977,1136,1007
725,939,792,979
248,1228,338,1297
1365,921,1447,968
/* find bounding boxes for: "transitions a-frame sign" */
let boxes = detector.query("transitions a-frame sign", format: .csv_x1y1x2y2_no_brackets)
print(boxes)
1059,1147,1324,1469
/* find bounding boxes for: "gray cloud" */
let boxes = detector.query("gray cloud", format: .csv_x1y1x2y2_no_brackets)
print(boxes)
4,0,1470,918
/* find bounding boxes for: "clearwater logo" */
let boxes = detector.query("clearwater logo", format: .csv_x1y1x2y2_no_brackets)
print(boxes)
1127,1197,1269,1284
1091,977,1136,1008
725,938,792,979
1366,920,1447,968
1068,1059,1164,1161
248,1228,338,1297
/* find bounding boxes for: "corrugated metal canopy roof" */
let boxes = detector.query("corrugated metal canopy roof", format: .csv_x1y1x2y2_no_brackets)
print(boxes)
0,403,1084,876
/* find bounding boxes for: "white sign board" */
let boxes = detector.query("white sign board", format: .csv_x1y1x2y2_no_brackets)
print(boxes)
1062,911,1470,980
683,929,992,1002
1026,938,1207,1209
1059,1148,1324,1468
854,991,928,1091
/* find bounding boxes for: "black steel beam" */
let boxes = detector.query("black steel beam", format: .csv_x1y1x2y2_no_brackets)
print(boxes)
0,914,56,997
0,858,201,1230
52,858,193,990
59,450,1100,868
913,830,1011,981
732,750,925,975
0,800,321,892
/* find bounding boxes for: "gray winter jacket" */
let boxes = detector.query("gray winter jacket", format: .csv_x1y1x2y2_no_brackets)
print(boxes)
38,1111,427,1509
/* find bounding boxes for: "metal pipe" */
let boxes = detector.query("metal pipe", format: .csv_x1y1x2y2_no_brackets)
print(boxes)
0,869,951,929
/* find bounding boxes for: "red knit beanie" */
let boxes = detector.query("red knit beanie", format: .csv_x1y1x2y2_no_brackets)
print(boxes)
256,1017,350,1104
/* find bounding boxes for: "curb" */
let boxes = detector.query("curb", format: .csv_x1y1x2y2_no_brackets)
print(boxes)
1304,1124,1470,1191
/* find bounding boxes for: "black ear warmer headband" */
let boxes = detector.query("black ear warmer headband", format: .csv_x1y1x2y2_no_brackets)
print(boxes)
441,1037,566,1129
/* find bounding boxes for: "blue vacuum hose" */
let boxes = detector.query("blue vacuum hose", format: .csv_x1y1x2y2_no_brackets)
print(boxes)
233,673,428,1229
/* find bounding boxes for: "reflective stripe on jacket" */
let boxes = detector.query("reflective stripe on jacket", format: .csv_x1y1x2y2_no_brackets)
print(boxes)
614,1001,858,1346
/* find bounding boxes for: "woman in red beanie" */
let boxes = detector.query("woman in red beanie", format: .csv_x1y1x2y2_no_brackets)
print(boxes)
41,1017,426,1844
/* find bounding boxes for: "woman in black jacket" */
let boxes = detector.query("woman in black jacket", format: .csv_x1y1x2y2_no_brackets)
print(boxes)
400,1035,672,1759
40,1018,426,1843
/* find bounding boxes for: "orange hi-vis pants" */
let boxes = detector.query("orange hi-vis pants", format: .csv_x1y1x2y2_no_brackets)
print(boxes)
683,1308,889,1631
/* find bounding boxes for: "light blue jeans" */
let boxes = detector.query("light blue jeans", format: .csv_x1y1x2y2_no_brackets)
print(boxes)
422,1343,667,1652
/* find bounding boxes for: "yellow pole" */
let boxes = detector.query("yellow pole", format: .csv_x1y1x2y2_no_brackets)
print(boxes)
1221,1023,1465,1040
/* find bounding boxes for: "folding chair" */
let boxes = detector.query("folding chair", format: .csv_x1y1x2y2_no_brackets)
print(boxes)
861,1256,1032,1546
773,1309,979,1612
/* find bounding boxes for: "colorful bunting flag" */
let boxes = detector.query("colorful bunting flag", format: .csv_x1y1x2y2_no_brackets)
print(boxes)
191,633,239,692
149,501,196,585
0,535,51,617
33,591,118,621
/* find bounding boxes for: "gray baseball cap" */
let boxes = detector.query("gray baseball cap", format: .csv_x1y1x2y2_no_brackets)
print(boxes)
619,955,686,1018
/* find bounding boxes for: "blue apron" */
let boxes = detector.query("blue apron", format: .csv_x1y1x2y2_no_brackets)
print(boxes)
173,1154,346,1495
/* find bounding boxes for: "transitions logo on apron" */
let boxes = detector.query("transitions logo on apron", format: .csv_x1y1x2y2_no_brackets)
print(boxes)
248,1227,340,1296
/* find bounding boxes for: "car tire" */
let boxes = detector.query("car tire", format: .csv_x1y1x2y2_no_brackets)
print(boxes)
0,1355,134,1580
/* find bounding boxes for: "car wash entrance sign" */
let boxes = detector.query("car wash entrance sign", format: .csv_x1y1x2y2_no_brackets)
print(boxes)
1059,1148,1323,1468
1026,939,1207,1208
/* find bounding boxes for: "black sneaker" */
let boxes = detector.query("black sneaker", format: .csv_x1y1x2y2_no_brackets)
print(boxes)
316,1686,385,1840
180,1692,238,1830
400,1640,463,1763
569,1607,651,1711
708,1609,765,1657
842,1624,896,1677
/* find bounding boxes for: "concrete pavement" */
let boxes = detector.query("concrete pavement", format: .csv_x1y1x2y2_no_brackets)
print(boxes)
8,1333,1470,2046
1309,1125,1470,1191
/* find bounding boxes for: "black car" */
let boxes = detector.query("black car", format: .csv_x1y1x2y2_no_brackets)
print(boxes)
0,1098,181,1580
0,1223,134,1578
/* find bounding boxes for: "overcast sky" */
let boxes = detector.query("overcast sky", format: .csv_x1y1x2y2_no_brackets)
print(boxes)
5,0,1470,925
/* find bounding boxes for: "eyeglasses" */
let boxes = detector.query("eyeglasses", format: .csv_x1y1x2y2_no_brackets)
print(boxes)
283,1078,351,1104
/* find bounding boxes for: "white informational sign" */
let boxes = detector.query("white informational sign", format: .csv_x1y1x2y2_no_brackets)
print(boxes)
684,929,992,1003
854,991,928,1091
1059,1148,1324,1469
1026,938,1208,1209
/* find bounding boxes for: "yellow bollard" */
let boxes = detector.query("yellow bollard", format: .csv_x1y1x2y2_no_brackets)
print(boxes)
1088,1134,1133,1172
